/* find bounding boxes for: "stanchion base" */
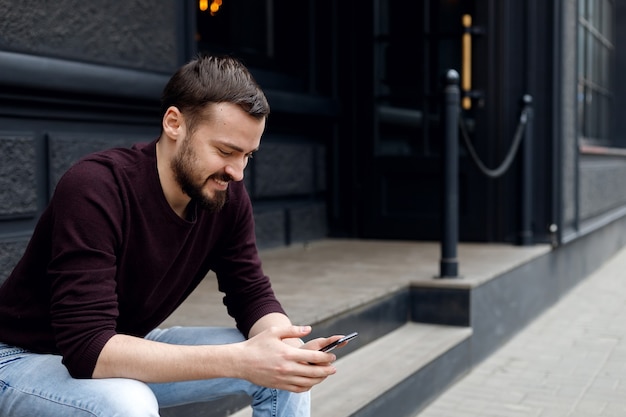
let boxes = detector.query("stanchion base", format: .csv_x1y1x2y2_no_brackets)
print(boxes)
438,260,459,278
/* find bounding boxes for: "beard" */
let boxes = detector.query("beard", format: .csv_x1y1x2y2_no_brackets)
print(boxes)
171,137,231,213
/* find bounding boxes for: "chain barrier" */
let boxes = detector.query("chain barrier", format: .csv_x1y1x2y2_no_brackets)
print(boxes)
458,105,530,179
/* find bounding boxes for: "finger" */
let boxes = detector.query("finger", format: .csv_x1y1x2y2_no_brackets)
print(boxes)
281,384,313,394
301,335,344,351
282,373,330,391
275,325,312,341
302,350,336,365
270,365,332,392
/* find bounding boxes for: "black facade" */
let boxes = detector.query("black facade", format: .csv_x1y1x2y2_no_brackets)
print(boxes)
2,0,626,283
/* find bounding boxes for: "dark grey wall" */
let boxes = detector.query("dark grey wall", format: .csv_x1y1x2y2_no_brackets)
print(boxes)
614,0,626,147
0,0,179,73
579,155,626,220
0,135,38,217
251,137,328,249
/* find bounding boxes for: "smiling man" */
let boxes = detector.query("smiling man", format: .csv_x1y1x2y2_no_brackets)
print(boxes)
0,55,341,417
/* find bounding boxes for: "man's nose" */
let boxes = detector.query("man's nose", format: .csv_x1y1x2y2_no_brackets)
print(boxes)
225,158,246,182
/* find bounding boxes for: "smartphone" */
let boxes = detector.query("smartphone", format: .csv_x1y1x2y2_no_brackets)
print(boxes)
319,332,359,352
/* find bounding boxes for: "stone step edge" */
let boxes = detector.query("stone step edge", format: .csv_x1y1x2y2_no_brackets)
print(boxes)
230,322,472,417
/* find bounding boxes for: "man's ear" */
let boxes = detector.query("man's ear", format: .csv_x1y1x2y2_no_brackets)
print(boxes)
162,106,185,140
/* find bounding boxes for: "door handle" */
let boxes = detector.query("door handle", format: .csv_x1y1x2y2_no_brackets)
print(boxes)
461,14,485,110
462,14,472,110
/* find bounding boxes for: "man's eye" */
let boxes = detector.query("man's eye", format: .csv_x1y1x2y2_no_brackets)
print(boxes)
219,149,232,156
246,153,255,160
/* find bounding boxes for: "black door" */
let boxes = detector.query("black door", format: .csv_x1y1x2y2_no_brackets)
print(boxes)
351,0,485,241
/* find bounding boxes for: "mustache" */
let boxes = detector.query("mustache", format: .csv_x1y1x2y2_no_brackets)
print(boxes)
209,173,234,183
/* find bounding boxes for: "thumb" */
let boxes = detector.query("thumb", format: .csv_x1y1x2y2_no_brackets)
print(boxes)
277,325,312,340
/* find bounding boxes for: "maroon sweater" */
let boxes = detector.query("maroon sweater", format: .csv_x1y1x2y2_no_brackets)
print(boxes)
0,140,285,378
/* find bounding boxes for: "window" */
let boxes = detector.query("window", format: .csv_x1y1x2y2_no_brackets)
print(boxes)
578,0,614,145
195,0,311,91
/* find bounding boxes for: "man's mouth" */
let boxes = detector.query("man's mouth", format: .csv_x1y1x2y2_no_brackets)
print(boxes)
209,174,233,190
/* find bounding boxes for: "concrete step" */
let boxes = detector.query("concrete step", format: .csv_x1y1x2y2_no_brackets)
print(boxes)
228,322,472,417
160,238,590,417
161,288,412,417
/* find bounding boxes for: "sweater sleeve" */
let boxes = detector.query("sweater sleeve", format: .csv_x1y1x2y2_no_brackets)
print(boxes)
213,183,286,337
47,160,123,378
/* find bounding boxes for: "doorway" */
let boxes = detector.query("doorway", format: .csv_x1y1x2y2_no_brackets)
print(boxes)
349,0,488,241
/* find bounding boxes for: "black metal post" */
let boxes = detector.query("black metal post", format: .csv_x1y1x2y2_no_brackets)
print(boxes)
518,95,534,245
439,70,460,278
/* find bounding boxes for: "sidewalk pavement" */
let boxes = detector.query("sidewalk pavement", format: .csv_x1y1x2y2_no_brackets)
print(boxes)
161,239,549,329
415,245,626,417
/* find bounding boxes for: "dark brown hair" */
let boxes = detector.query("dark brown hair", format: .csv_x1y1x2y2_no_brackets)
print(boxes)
160,54,270,132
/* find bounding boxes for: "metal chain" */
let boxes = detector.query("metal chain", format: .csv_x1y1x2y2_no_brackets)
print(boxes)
458,107,529,178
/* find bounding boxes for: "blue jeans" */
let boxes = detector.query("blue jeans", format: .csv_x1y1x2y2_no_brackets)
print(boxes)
0,327,310,417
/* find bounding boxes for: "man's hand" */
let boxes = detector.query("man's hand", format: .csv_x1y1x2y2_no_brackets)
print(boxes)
235,326,339,392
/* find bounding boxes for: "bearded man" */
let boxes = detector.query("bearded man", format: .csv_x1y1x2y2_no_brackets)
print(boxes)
0,54,342,417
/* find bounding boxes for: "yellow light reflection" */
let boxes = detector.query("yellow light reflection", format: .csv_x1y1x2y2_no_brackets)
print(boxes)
210,0,222,16
200,0,223,15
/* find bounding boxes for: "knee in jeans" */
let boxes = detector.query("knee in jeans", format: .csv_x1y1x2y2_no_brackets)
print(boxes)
251,386,310,417
93,379,159,417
